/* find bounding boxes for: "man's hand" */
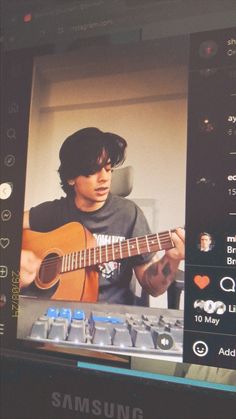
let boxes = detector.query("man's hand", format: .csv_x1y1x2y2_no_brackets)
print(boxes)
135,227,185,297
166,227,185,261
20,250,41,288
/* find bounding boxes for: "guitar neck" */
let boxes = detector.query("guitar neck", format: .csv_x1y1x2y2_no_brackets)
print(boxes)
60,230,175,274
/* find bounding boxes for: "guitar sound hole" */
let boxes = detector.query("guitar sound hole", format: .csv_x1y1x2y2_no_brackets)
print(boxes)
39,253,61,284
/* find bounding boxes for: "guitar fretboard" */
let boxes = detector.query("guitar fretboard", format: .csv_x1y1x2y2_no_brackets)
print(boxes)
60,231,174,273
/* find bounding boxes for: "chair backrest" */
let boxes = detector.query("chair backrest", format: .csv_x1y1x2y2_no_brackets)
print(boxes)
110,165,148,305
110,166,134,197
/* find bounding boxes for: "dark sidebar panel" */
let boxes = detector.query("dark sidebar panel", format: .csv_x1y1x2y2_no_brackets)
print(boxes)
184,27,236,369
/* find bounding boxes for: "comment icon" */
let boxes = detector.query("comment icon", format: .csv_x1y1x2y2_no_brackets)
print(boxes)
220,277,235,293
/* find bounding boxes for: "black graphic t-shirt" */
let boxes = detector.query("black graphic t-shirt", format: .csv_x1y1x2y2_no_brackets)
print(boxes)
26,194,153,304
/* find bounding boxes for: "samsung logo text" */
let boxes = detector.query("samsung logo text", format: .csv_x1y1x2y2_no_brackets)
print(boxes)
51,392,144,418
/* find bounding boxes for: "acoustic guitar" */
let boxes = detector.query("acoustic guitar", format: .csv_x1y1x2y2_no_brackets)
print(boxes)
22,222,175,301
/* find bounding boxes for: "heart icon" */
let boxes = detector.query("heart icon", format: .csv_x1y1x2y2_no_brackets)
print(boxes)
194,275,210,289
0,238,10,249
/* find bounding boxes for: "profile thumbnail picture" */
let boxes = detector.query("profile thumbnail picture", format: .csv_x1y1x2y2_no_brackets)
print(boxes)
198,232,214,252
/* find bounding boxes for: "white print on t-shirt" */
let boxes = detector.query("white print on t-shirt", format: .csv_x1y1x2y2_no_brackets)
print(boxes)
93,233,125,281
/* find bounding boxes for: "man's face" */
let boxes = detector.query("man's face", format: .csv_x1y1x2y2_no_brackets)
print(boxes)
69,162,112,211
200,235,211,251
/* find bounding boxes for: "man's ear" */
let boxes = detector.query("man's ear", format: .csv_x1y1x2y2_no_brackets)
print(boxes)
68,179,75,186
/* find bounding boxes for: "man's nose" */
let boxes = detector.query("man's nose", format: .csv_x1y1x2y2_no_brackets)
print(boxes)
98,168,110,181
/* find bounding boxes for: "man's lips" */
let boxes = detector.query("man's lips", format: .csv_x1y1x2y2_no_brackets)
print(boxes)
95,187,109,194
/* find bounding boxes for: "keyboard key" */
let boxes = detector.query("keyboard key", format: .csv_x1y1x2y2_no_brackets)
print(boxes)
68,322,86,343
48,321,68,340
151,327,160,348
55,317,70,329
132,327,155,349
158,315,166,327
72,309,85,320
91,311,124,324
92,325,111,345
46,307,59,318
38,315,53,327
164,325,171,333
142,314,158,322
175,319,184,329
112,326,133,347
30,320,48,339
107,312,126,323
59,308,72,321
171,327,184,343
91,321,114,333
144,320,159,329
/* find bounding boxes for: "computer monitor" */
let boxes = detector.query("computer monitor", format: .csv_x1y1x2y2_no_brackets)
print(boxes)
1,1,235,418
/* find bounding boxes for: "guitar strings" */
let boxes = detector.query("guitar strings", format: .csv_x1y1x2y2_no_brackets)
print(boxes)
38,235,173,268
38,235,174,269
37,233,174,270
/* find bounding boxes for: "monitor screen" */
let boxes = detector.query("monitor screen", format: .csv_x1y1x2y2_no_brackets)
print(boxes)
1,0,235,402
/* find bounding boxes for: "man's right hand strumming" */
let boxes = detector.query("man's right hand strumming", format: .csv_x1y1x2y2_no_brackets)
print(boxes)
20,249,41,288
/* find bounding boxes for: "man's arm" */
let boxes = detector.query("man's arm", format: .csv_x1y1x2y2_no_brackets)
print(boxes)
20,211,41,288
134,228,185,297
23,210,30,229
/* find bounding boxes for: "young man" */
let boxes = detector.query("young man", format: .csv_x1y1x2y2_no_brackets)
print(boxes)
20,127,185,304
199,232,213,252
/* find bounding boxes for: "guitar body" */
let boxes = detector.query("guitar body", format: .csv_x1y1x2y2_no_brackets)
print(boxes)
22,221,175,302
22,222,98,302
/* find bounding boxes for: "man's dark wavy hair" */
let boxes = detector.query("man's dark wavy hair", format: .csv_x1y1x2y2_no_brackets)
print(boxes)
58,127,127,196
